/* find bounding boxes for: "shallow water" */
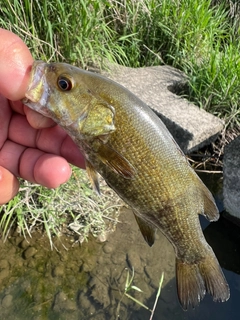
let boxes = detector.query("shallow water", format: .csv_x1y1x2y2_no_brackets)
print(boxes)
0,172,239,320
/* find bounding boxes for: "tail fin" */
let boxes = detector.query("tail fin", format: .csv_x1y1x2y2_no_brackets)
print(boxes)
176,248,230,310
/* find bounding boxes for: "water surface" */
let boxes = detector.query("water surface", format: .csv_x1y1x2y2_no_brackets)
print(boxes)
0,172,239,320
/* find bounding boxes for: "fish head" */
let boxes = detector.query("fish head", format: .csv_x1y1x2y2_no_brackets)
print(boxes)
23,61,116,138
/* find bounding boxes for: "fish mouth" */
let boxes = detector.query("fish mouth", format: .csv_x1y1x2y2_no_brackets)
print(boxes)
22,61,50,115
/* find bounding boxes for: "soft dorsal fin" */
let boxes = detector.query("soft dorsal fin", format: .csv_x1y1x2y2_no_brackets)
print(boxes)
195,175,219,221
97,143,136,179
202,191,219,222
86,159,101,195
133,211,156,247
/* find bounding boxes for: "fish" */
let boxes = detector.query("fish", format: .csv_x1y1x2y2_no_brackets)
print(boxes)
23,61,230,310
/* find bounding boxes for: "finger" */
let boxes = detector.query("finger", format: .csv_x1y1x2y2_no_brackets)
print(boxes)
0,140,72,188
9,91,56,129
8,113,37,148
24,106,56,129
0,166,19,205
36,126,86,168
8,114,86,169
9,100,25,115
0,141,26,177
8,113,55,149
0,95,12,148
0,28,33,101
19,149,72,188
60,135,86,168
9,100,57,130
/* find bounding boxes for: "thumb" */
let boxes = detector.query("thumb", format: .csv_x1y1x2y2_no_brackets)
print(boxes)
0,28,33,101
0,166,19,205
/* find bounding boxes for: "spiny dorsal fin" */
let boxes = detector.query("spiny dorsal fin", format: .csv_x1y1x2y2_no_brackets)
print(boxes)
133,211,156,247
86,159,100,195
97,143,136,179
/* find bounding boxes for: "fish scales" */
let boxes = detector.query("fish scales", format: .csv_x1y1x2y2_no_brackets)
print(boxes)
67,70,214,256
23,61,230,310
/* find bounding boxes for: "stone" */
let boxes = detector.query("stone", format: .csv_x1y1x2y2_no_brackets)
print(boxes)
78,293,91,309
0,269,9,281
53,291,76,312
52,265,64,277
0,259,9,270
126,249,142,272
1,294,13,308
19,238,30,249
102,242,114,254
102,64,224,153
223,136,240,221
23,246,37,260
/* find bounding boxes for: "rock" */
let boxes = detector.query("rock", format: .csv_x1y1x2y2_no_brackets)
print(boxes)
223,136,240,221
19,238,30,249
36,264,45,273
52,265,64,277
23,246,37,259
1,294,13,308
126,250,142,272
0,268,9,281
0,259,9,270
102,63,224,153
89,277,111,307
27,259,36,268
20,280,32,295
111,252,126,265
102,242,114,254
53,291,76,312
78,293,91,309
14,236,23,246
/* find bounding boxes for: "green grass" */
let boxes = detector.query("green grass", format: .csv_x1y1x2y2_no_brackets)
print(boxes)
116,268,164,319
0,0,240,240
0,167,122,248
1,0,240,124
105,0,240,125
0,0,131,66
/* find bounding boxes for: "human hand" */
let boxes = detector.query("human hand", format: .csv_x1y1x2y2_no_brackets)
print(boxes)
0,29,85,205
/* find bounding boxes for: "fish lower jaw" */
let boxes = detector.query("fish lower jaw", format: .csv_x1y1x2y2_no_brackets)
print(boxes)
23,99,48,116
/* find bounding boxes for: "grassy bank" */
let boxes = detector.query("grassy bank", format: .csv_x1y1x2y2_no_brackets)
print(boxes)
0,167,123,247
1,0,240,125
0,0,239,241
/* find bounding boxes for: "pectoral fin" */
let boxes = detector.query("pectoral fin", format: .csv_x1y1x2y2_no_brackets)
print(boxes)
97,143,136,179
133,211,156,246
86,160,100,195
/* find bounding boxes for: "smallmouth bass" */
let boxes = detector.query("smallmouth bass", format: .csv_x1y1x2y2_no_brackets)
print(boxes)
23,61,229,309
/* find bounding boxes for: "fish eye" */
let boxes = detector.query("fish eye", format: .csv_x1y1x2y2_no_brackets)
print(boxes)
57,76,73,91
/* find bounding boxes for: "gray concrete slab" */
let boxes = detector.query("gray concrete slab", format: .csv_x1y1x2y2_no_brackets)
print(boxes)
101,64,224,154
223,136,240,221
